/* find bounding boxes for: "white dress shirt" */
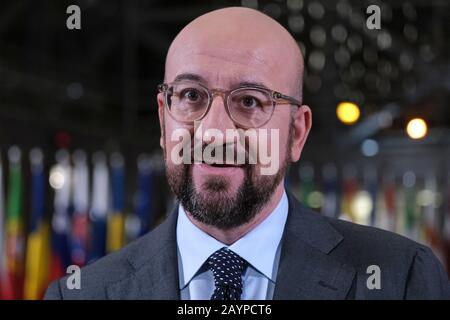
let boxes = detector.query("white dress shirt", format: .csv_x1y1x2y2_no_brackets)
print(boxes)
176,191,289,300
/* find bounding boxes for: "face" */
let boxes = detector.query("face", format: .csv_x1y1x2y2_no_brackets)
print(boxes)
157,11,311,230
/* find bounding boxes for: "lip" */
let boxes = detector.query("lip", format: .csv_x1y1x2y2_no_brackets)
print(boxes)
193,163,244,175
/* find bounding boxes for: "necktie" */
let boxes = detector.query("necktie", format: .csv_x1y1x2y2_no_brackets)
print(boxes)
207,247,247,300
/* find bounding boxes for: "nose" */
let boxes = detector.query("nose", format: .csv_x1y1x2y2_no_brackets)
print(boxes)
194,93,237,146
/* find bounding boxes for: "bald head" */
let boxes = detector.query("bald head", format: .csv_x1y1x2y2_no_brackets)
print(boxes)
165,7,304,99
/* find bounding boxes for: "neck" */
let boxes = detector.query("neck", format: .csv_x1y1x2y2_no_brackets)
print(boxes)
185,182,285,245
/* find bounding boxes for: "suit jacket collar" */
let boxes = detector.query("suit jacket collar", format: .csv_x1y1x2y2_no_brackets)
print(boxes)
107,192,355,299
273,192,355,299
106,204,181,299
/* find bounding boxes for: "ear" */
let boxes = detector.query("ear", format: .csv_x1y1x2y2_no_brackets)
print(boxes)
290,105,312,162
157,93,165,149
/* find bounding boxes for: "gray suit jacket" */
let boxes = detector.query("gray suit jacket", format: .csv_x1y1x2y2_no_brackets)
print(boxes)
45,193,450,299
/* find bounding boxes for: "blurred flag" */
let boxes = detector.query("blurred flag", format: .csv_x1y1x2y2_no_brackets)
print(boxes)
89,152,109,262
400,171,419,239
444,171,450,273
71,150,89,267
376,171,397,232
136,155,154,237
107,152,125,253
364,166,378,227
24,148,50,300
5,146,25,299
126,155,153,242
0,151,13,299
297,164,314,206
340,164,358,222
321,163,338,218
350,171,375,226
297,163,322,211
420,171,445,262
49,150,72,281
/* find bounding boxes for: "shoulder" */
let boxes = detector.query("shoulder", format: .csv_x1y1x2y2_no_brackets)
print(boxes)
287,192,427,263
44,209,178,300
44,232,152,300
286,194,449,298
326,216,421,258
324,216,449,298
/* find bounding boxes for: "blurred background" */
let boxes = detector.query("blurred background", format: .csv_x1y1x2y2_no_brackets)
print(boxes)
0,0,449,299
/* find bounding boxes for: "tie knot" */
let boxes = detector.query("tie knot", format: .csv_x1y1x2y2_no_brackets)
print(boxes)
207,248,247,293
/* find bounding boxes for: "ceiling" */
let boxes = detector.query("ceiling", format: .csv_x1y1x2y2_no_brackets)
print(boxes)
0,0,449,155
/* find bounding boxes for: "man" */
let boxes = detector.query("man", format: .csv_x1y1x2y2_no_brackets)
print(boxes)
45,7,449,300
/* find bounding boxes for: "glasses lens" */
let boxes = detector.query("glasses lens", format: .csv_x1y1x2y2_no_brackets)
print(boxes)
228,88,274,127
166,81,209,122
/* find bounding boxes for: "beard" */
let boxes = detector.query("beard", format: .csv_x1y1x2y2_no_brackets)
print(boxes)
164,124,293,230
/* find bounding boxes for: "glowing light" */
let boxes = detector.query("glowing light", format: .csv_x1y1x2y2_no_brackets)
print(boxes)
377,31,392,50
331,24,347,43
288,15,304,33
351,191,373,225
403,171,416,188
308,1,324,19
335,46,350,66
406,118,427,139
308,50,326,70
337,102,360,125
287,0,303,11
310,26,326,47
361,139,379,157
8,146,21,163
308,191,324,209
66,82,84,100
49,165,65,189
416,189,435,207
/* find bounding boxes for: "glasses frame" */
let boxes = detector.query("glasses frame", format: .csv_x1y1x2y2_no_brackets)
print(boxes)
158,80,302,128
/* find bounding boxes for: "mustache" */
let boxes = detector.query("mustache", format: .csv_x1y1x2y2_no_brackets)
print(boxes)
187,142,256,165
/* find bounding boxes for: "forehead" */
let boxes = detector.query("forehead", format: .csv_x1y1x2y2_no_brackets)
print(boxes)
166,39,290,91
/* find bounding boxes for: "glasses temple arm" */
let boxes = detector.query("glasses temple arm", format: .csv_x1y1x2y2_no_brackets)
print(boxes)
274,92,302,107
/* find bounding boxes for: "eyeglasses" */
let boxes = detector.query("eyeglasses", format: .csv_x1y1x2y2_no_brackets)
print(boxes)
158,80,302,128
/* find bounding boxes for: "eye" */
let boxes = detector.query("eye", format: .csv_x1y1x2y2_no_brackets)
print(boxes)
182,89,202,102
240,96,260,108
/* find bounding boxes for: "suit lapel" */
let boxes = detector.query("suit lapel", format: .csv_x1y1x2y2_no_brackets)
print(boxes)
106,205,180,299
273,193,356,299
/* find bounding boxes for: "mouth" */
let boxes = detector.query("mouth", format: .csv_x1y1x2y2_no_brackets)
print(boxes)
192,161,245,176
199,160,245,168
207,162,243,168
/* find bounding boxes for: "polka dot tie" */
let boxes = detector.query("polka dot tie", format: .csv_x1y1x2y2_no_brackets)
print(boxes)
207,247,247,300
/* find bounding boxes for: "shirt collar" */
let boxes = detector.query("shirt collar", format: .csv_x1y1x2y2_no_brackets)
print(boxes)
176,190,288,288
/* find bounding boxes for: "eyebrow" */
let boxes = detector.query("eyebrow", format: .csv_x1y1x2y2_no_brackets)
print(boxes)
173,73,206,83
235,81,269,90
173,73,270,90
